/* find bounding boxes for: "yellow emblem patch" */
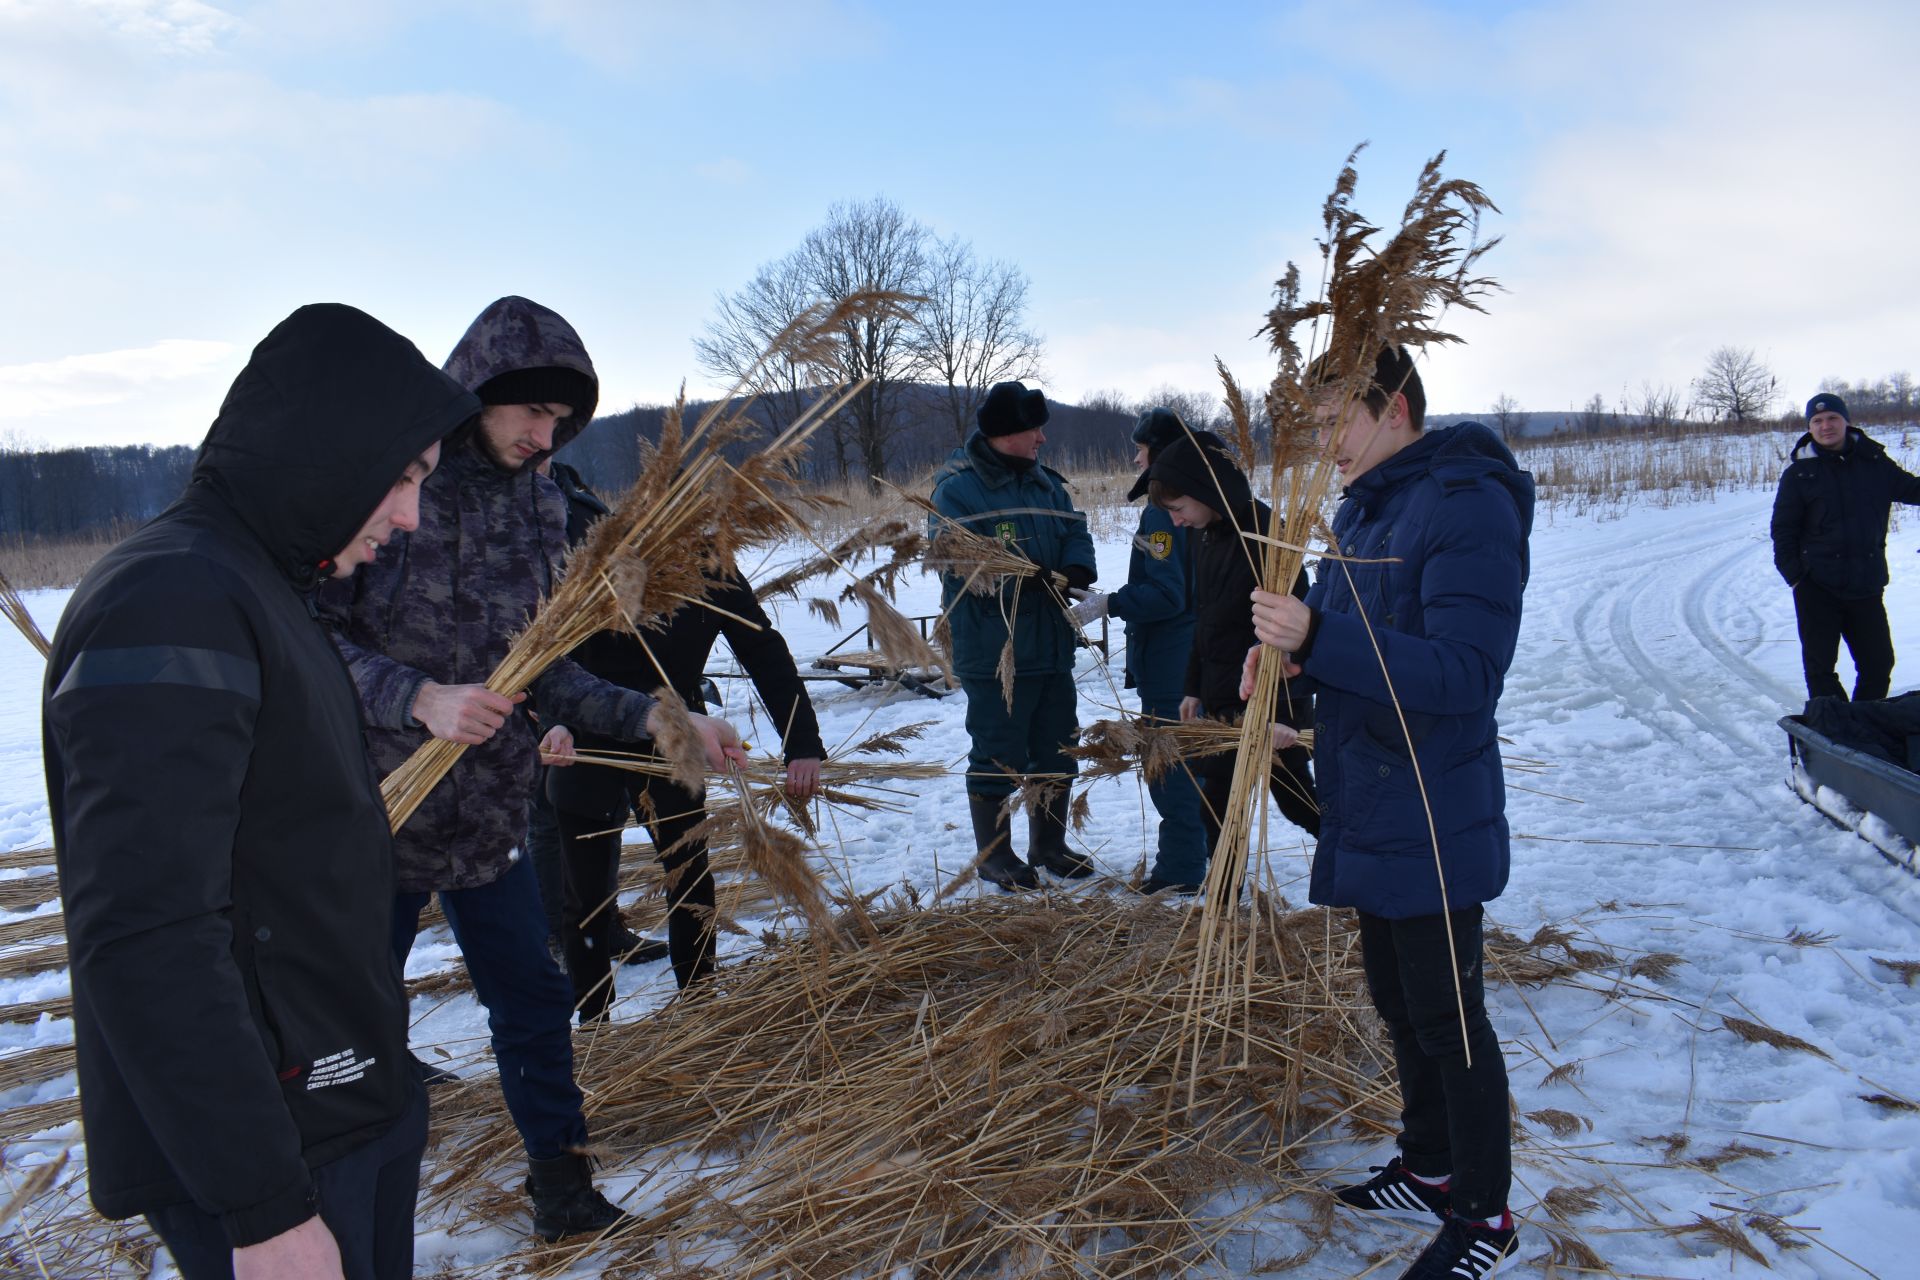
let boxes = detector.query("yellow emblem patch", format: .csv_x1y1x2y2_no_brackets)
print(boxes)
1147,531,1173,561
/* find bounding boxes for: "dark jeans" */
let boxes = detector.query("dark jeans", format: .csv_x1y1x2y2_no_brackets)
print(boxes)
1194,737,1320,858
1356,907,1511,1219
1794,580,1895,702
525,782,568,945
146,1084,427,1280
391,854,588,1160
555,773,715,1009
960,670,1078,800
1136,684,1208,883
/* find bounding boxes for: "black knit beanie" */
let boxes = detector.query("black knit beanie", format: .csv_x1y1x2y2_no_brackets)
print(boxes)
1806,392,1849,422
977,381,1049,437
477,366,597,419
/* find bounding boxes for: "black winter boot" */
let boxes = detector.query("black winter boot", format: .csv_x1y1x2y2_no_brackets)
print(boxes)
968,793,1037,891
1026,785,1093,879
525,1152,632,1242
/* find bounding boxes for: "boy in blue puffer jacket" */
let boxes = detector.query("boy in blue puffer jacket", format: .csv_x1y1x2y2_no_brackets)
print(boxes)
1247,346,1533,1280
931,381,1099,890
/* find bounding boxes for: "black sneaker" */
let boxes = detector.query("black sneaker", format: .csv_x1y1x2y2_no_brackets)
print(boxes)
1332,1156,1450,1222
1400,1215,1518,1279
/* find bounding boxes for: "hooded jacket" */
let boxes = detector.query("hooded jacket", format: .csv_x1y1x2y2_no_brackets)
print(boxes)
1298,422,1533,919
1146,436,1308,719
318,298,657,892
930,430,1098,680
42,304,474,1242
1770,427,1920,599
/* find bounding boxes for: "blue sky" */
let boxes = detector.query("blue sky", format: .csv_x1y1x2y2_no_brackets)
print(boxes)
2,0,1915,448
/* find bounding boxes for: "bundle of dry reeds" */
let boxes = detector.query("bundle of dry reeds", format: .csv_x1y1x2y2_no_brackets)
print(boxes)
1071,715,1314,785
0,568,49,659
381,292,909,832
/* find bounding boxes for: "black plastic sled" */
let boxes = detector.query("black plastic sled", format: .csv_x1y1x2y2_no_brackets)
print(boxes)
1780,714,1920,877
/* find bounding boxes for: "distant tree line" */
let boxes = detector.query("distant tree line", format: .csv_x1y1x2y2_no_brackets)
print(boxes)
0,443,195,539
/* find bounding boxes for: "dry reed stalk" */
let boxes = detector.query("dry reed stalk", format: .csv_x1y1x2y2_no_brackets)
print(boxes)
0,1150,65,1231
0,847,52,872
1186,147,1501,1081
0,873,57,913
1070,716,1312,784
381,292,912,831
0,568,50,660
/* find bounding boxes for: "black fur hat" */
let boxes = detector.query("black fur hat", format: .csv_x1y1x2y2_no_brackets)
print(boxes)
977,381,1050,437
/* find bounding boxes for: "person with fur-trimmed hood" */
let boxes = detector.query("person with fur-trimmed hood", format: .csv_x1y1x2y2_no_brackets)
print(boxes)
1144,430,1319,893
1247,346,1532,1280
1069,408,1210,891
45,304,470,1279
319,296,744,1242
931,380,1099,890
1770,391,1920,703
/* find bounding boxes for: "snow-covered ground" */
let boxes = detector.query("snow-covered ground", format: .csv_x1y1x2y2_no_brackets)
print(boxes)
4,470,1920,1277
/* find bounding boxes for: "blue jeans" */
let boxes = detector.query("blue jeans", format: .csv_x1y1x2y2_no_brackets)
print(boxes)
391,854,588,1160
1135,683,1207,883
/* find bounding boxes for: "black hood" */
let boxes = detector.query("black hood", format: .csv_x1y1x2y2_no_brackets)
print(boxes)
1146,434,1253,519
191,303,479,589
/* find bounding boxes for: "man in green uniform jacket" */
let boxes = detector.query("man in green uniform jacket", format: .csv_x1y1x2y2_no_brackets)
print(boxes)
931,381,1098,889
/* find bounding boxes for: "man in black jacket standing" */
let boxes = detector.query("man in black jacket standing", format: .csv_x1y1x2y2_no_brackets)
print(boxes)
1771,392,1920,702
549,544,826,1004
43,304,474,1280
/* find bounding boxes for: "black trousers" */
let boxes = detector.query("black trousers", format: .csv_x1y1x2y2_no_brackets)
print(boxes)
1794,580,1895,702
1194,741,1320,858
1356,907,1511,1220
554,773,715,1015
146,1084,427,1280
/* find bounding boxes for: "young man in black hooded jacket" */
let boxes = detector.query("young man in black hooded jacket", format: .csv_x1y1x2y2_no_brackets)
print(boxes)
1145,432,1319,889
44,304,474,1280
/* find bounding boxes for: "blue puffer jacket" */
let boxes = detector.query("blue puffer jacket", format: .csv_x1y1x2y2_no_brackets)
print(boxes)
1302,422,1533,919
1109,504,1192,696
931,431,1098,680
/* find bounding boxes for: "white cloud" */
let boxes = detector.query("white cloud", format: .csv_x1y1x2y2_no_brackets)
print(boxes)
14,0,241,54
0,340,235,437
517,0,877,71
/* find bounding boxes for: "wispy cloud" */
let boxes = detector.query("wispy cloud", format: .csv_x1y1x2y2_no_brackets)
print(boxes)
0,340,234,419
517,0,878,72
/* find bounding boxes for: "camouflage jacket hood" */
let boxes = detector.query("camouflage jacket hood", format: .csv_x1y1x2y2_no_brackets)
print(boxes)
443,296,599,446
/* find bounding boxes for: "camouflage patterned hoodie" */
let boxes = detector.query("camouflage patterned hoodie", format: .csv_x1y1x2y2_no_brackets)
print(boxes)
320,297,656,892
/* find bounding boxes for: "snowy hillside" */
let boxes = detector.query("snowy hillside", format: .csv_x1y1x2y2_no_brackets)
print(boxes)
3,468,1919,1276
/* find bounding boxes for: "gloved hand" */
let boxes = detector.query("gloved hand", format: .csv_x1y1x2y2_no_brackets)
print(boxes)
1069,591,1108,625
1061,563,1096,592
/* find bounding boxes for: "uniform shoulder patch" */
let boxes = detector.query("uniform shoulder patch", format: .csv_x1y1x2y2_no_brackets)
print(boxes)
1146,530,1173,560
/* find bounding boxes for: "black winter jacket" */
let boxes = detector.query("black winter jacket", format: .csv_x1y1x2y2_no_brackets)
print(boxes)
1149,437,1309,722
42,305,474,1242
1771,428,1920,598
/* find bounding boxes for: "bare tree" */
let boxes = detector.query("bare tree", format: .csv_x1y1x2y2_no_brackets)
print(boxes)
1632,381,1686,430
1138,384,1229,435
1572,393,1609,435
1890,370,1914,417
799,197,931,486
914,235,1043,445
1490,393,1520,437
693,254,822,437
1692,346,1776,423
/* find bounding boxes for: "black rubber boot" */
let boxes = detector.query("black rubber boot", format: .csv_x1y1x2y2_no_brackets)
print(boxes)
611,917,670,966
525,1152,631,1242
968,792,1037,891
1026,785,1093,878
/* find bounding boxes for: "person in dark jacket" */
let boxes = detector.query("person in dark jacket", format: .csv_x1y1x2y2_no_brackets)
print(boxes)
319,296,743,1242
1070,408,1210,890
1770,392,1920,703
1143,432,1318,892
43,304,473,1280
522,458,667,972
931,381,1099,890
1248,346,1531,1280
549,541,827,1006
